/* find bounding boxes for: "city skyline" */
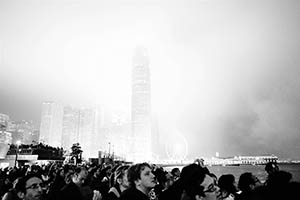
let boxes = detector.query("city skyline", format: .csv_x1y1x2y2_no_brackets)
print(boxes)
1,0,300,160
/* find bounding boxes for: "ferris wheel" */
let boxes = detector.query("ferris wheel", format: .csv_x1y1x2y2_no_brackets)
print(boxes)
165,131,188,161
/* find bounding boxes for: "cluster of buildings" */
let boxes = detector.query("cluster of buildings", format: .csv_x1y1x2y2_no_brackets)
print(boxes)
0,114,39,158
1,47,158,165
39,102,132,160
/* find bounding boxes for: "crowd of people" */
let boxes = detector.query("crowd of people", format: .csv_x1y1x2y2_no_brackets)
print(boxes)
0,160,299,200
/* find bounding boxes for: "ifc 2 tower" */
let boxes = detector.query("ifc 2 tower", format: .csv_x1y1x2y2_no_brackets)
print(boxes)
131,47,152,162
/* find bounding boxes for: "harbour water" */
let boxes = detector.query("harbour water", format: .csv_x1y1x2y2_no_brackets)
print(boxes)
208,163,300,183
165,163,300,183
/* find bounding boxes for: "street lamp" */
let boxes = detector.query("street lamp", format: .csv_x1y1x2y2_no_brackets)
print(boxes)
15,140,21,167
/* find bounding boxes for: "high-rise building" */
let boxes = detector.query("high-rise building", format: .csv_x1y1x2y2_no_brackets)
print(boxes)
106,108,131,161
39,102,63,147
0,113,11,159
62,106,80,152
7,120,36,144
6,121,19,144
78,107,97,158
39,102,104,159
61,105,105,159
31,130,40,143
16,120,34,144
131,47,152,162
94,105,107,153
0,113,9,130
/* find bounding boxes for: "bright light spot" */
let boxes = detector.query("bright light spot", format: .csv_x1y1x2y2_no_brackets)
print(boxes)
165,130,188,161
16,140,21,146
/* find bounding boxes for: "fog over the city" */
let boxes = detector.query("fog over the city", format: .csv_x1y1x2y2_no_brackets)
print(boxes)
1,0,300,160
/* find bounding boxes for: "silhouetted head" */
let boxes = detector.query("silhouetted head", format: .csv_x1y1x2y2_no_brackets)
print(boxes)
265,162,279,175
218,174,238,194
238,172,261,192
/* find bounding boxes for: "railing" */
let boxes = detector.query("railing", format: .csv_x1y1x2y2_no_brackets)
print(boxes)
7,149,34,155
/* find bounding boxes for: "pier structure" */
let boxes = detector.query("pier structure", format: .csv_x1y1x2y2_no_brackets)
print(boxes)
204,155,278,166
156,155,279,168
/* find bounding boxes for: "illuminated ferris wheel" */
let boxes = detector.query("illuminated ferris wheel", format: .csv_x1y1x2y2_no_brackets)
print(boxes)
165,131,188,161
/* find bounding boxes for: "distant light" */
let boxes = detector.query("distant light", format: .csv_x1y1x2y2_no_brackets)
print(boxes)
16,140,21,146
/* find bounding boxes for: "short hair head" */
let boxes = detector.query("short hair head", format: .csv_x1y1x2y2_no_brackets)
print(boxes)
114,165,130,185
180,163,207,198
265,162,279,174
218,174,238,193
238,172,259,192
17,174,42,194
127,163,151,188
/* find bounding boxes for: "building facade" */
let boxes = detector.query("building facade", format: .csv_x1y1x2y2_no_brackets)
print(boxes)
40,103,108,159
8,120,35,144
77,107,97,158
0,113,9,130
0,113,11,159
61,106,80,152
39,102,64,147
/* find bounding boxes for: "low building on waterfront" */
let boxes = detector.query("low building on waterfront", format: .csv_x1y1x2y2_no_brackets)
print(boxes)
204,155,278,166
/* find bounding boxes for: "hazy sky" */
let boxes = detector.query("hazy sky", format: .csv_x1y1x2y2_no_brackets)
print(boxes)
1,0,300,160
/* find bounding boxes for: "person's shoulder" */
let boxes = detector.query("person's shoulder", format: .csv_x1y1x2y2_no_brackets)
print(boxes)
60,182,80,194
2,191,16,200
120,188,148,200
120,188,136,196
225,194,235,200
158,182,183,200
106,191,118,200
61,181,76,188
108,187,120,197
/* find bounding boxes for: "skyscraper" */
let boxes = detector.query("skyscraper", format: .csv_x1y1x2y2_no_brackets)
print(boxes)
39,102,103,159
78,107,97,158
0,113,11,159
15,120,34,144
0,113,9,130
61,106,80,152
131,47,152,162
39,102,63,147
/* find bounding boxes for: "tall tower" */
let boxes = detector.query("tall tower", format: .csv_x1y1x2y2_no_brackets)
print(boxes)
131,47,152,162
